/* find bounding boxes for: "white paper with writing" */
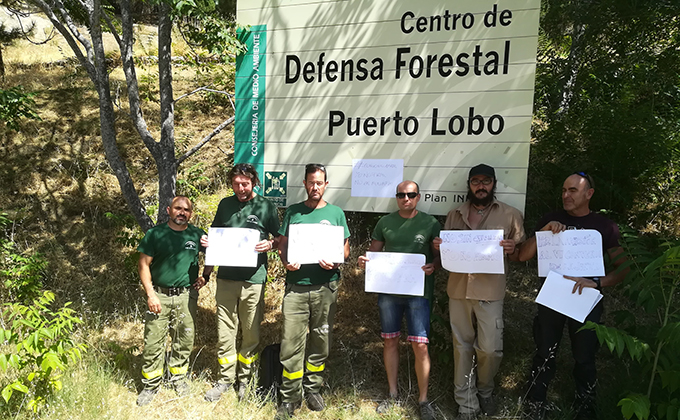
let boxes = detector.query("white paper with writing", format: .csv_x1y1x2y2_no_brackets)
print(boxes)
364,252,426,296
439,230,504,274
351,159,404,198
536,230,605,277
287,224,345,265
536,271,603,323
205,227,260,267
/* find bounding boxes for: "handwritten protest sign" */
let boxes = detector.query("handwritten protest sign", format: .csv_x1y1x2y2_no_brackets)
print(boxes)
536,271,603,323
365,252,425,296
439,230,504,274
351,159,404,198
536,230,605,277
288,224,345,265
205,228,260,267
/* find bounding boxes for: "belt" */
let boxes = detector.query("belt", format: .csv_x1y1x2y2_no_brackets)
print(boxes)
154,285,190,296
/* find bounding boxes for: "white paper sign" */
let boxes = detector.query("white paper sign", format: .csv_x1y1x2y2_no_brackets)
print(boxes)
364,252,426,296
536,230,605,277
287,224,345,265
205,227,260,267
351,159,404,198
536,271,603,323
439,230,505,274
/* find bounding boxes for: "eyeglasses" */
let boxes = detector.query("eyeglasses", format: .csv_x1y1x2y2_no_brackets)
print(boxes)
573,171,594,189
396,192,418,199
469,178,493,186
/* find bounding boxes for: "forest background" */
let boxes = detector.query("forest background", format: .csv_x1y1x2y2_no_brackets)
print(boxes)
0,0,679,419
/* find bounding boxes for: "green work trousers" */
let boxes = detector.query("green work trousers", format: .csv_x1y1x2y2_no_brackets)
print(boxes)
141,288,198,389
215,278,265,384
279,280,338,403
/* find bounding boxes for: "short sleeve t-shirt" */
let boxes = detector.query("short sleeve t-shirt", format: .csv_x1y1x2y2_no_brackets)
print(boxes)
279,202,350,286
211,194,280,283
536,210,621,271
372,211,441,300
137,223,206,288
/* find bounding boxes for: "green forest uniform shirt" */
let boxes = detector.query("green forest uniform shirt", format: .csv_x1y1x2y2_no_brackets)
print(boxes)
211,194,280,283
137,223,206,287
372,211,441,300
279,202,350,285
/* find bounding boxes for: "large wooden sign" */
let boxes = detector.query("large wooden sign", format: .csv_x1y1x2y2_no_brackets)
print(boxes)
235,0,540,215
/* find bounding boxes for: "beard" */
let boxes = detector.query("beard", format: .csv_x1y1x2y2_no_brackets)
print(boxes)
171,216,188,226
467,186,496,207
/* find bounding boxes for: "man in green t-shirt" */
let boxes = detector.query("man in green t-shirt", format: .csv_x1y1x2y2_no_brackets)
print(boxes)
136,196,207,406
201,163,281,402
358,180,440,420
275,163,350,420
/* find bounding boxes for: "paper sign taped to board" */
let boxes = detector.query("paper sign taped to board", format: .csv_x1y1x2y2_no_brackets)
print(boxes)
536,230,605,277
287,224,345,265
365,252,425,296
536,271,603,323
351,159,404,198
205,228,260,267
439,230,504,274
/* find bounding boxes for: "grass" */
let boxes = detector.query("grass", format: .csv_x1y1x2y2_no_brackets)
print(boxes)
0,14,646,420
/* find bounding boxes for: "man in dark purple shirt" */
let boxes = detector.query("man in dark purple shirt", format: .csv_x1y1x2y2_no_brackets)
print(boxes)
519,172,627,420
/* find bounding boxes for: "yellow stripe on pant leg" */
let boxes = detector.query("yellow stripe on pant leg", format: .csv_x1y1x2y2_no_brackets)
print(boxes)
305,362,325,372
218,354,238,365
282,369,303,380
238,353,260,365
169,365,188,375
142,368,163,379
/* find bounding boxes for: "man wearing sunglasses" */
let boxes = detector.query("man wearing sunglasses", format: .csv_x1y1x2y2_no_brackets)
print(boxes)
518,172,626,420
434,163,525,419
358,180,440,420
276,163,350,420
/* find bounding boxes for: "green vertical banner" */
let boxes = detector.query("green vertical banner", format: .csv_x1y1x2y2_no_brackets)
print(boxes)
235,25,267,184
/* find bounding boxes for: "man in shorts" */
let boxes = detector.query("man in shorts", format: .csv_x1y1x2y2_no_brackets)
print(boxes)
358,180,440,420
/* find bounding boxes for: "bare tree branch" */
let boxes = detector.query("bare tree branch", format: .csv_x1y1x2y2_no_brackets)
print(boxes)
177,116,234,164
100,7,122,49
174,86,233,103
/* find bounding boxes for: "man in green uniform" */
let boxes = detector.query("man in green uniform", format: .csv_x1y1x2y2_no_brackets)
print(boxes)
201,163,281,402
275,163,350,420
136,196,207,406
358,180,441,420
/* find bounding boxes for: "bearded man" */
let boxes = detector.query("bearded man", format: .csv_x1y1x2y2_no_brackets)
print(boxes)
434,164,525,419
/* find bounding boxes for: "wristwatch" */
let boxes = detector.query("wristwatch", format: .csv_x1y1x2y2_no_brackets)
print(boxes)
592,277,602,290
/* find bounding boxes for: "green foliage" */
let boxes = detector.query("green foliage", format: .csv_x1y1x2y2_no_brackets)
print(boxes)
529,0,680,233
176,162,211,201
583,231,680,419
0,86,41,131
0,212,45,303
0,291,87,412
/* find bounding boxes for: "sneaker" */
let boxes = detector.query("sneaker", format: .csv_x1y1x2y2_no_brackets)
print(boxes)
136,388,158,406
274,401,301,420
419,401,436,420
237,382,248,401
173,380,190,397
479,395,497,416
204,382,231,402
305,392,325,411
454,411,478,420
376,394,398,414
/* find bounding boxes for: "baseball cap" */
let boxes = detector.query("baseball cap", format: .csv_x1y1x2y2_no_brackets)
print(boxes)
468,164,496,179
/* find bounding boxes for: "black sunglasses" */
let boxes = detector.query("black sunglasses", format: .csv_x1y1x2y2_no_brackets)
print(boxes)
573,171,594,189
396,192,418,199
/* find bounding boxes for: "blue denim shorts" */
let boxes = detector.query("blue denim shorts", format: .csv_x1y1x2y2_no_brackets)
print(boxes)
377,294,430,343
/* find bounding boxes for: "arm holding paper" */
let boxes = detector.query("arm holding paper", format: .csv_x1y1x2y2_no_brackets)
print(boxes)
359,239,437,275
518,221,567,262
566,246,627,293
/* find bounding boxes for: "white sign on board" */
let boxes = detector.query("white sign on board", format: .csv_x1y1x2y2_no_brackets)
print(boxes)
351,159,403,198
536,271,603,323
236,0,541,215
536,230,605,277
439,230,504,274
287,224,345,265
364,252,426,296
205,228,260,267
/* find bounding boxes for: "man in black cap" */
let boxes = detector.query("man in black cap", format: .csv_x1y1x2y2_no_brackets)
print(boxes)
434,164,525,419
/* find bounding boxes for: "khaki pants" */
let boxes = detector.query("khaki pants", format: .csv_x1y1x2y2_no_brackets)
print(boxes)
141,288,198,389
449,298,504,414
279,281,338,403
215,278,265,384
